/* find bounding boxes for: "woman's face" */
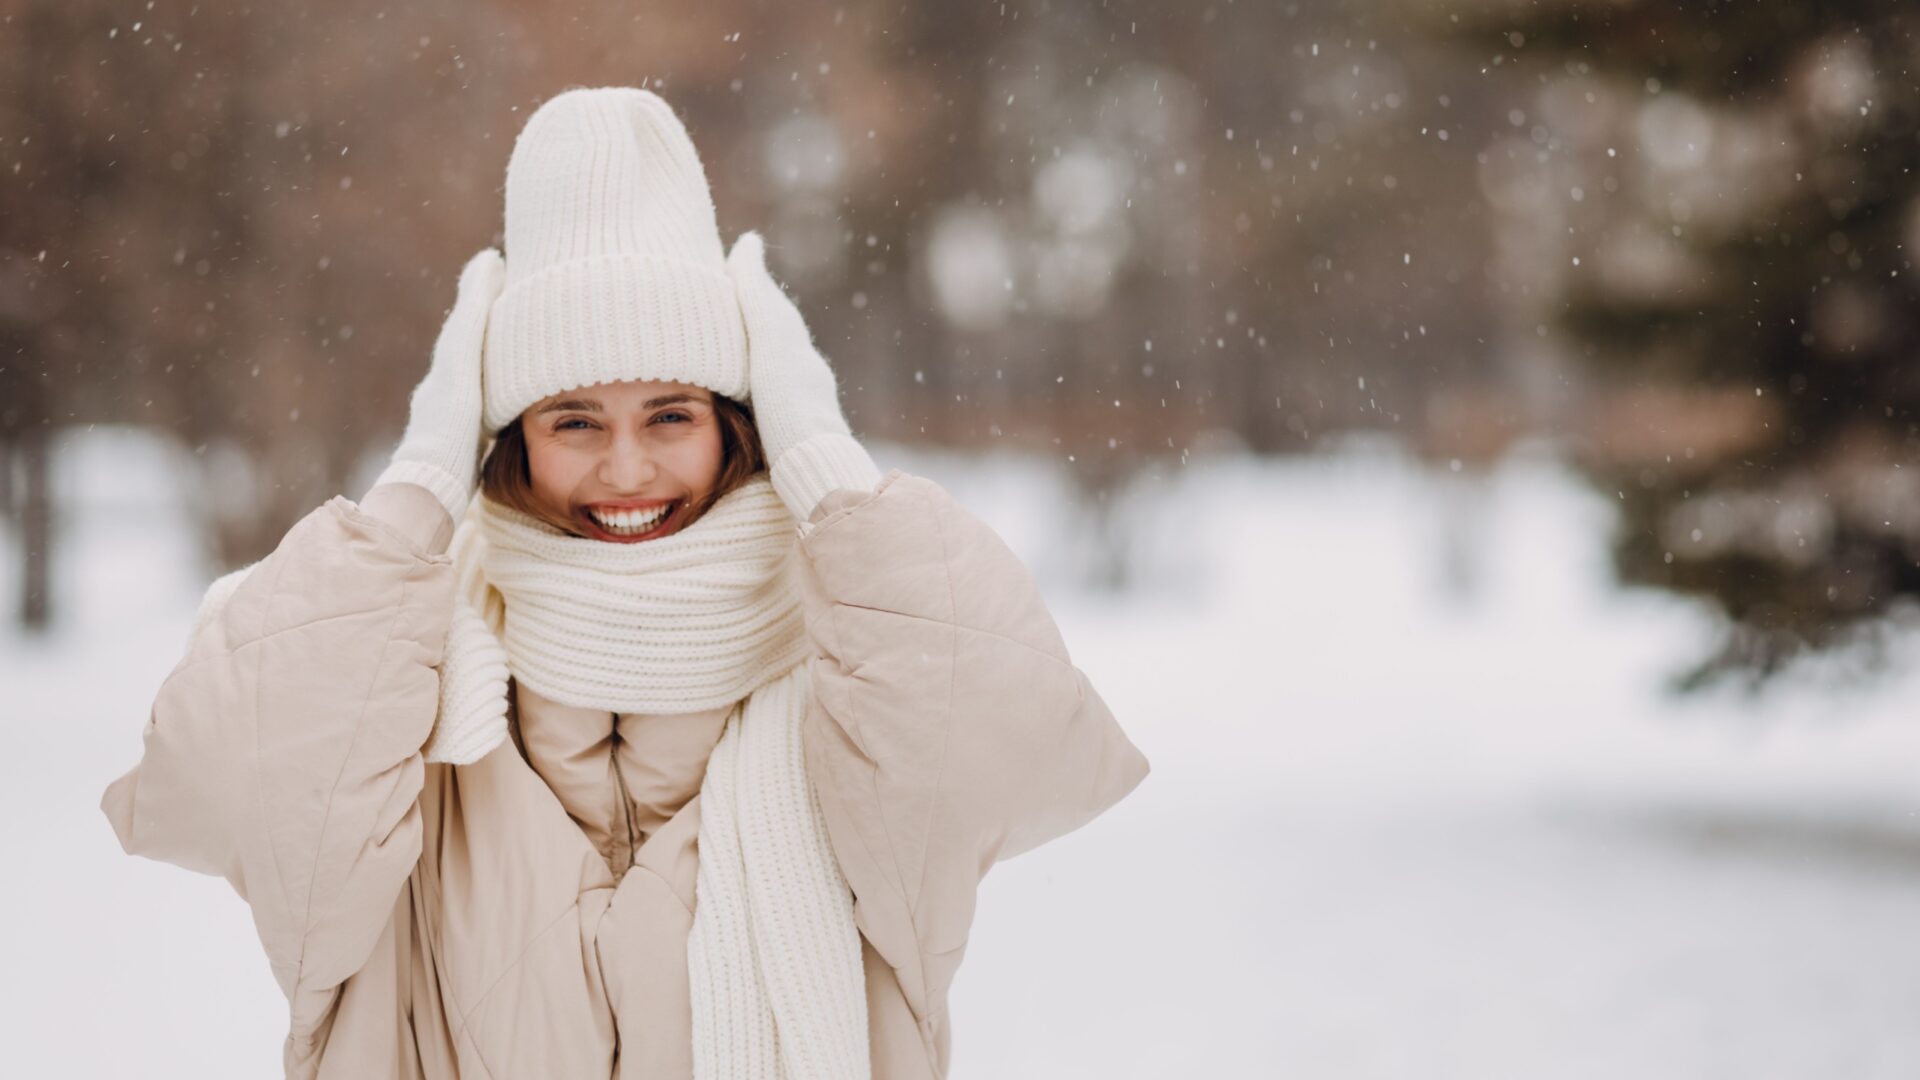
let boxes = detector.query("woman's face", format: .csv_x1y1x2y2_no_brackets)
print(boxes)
519,379,725,543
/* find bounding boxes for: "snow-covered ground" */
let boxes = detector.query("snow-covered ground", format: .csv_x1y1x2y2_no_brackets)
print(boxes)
4,428,1917,1078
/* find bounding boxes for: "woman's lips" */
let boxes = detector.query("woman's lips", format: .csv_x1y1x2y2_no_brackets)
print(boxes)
579,499,679,542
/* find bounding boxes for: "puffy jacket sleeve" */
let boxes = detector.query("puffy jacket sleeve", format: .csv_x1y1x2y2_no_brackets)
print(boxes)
794,469,1150,1059
100,490,454,1054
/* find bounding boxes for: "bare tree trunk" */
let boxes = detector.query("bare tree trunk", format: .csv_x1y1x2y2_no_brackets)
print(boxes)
16,427,50,630
6,4,65,631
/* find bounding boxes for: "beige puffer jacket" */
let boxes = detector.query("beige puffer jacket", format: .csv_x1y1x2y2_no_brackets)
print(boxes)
102,470,1149,1079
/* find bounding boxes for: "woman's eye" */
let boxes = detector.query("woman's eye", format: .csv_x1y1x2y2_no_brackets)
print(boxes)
555,418,597,431
652,410,690,424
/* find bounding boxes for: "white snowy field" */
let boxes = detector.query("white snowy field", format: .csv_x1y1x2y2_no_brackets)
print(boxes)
3,427,1918,1078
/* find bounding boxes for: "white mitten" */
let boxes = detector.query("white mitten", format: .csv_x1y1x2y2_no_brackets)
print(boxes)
725,231,881,521
372,248,507,519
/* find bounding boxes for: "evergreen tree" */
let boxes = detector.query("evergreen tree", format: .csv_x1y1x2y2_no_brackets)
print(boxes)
1457,0,1920,684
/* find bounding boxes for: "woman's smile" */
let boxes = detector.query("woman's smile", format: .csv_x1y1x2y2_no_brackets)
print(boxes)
579,498,682,542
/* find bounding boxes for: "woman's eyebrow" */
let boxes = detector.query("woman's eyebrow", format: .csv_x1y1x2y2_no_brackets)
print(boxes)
534,397,602,414
642,393,705,409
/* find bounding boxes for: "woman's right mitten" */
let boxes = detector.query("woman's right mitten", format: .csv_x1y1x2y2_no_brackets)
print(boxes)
373,248,506,518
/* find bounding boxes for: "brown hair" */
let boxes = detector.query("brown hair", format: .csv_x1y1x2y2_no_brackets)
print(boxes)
480,393,767,535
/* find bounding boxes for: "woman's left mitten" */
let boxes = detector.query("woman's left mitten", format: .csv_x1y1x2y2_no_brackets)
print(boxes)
726,231,880,521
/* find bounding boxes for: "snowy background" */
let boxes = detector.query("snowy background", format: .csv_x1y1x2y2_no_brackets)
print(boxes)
9,2,1920,1075
4,427,1917,1078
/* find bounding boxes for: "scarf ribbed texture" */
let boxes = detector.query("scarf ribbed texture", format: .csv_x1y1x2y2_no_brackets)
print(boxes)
427,476,871,1079
477,477,811,714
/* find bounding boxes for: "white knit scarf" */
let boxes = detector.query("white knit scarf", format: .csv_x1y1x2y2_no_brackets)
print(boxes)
430,477,871,1080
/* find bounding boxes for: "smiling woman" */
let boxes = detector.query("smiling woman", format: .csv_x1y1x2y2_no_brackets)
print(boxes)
100,85,1147,1080
479,380,767,544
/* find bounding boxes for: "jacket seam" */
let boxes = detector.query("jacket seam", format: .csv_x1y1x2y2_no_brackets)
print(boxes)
169,607,422,681
609,743,640,880
332,494,456,564
907,488,959,981
456,902,585,1027
184,495,445,660
615,860,695,921
799,468,906,538
250,547,300,975
826,601,1072,669
289,571,413,994
453,1021,500,1080
820,595,932,1024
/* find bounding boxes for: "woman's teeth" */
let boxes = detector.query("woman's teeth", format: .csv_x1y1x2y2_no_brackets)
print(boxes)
588,503,672,536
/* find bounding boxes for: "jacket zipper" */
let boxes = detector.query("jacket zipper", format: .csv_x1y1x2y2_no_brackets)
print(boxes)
609,737,639,877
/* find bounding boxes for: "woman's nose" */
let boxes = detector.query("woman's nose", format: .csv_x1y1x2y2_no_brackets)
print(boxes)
598,435,658,492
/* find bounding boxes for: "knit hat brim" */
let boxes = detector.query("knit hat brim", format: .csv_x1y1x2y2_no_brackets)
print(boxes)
482,252,748,431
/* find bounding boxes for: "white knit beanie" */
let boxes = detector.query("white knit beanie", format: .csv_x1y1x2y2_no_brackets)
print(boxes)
482,87,748,433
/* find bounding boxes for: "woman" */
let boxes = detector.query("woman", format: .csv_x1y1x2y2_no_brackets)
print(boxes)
102,87,1148,1080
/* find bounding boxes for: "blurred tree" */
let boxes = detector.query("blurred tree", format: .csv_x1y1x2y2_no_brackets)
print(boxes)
1,2,131,629
1446,0,1920,683
0,0,515,620
6,0,1523,623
